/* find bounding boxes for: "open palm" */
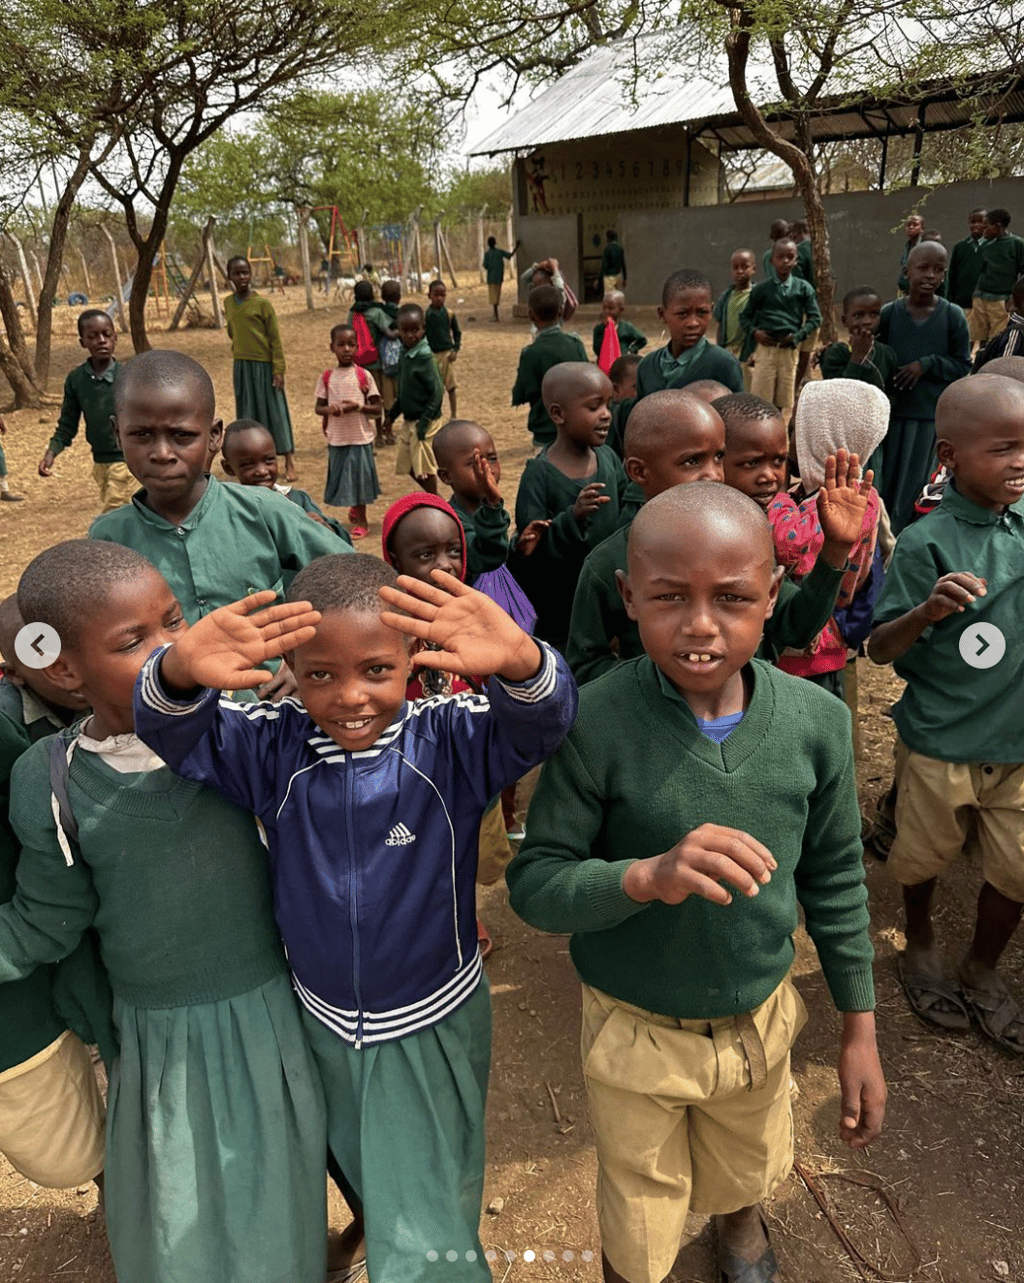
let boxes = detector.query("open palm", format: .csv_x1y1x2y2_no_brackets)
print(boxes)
162,592,321,693
379,572,540,682
817,449,873,547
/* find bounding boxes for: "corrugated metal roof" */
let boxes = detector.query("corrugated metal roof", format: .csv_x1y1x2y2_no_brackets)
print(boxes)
470,34,1024,155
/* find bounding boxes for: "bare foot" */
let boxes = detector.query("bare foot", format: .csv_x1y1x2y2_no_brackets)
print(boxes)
327,1218,366,1272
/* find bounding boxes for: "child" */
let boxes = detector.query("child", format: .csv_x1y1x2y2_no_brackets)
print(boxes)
425,280,462,418
897,212,925,294
382,302,445,494
773,381,885,696
971,208,1024,346
0,595,90,741
514,362,627,649
38,309,132,511
712,249,757,373
511,284,590,450
381,493,519,950
132,552,578,1283
378,279,403,441
868,373,1024,1053
600,229,626,293
760,218,790,279
315,322,382,538
717,392,790,517
0,412,23,501
975,275,1024,369
741,238,822,420
607,353,642,456
432,419,511,582
635,269,744,400
593,291,647,369
90,350,349,699
876,242,971,533
219,419,350,542
565,391,867,686
686,378,733,404
947,208,988,318
508,482,884,1283
483,235,519,321
0,539,329,1283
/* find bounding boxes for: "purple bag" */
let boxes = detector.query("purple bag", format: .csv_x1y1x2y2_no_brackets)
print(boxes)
473,565,537,635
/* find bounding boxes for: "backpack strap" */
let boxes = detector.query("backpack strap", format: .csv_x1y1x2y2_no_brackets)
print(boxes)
48,732,81,867
356,365,371,396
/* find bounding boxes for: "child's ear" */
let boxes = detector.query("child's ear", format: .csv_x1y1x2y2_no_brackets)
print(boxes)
436,465,452,487
936,438,956,470
44,654,85,695
657,305,667,324
220,456,236,477
616,569,638,620
0,659,25,688
111,415,122,451
208,418,225,453
282,650,295,675
548,401,566,427
624,455,646,486
763,565,785,620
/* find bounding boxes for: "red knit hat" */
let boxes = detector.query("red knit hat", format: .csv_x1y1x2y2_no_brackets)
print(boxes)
380,492,467,581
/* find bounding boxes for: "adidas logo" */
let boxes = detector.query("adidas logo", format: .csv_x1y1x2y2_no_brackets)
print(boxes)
385,823,417,846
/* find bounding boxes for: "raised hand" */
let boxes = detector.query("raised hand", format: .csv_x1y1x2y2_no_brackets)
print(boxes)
159,591,321,694
472,449,502,506
517,519,551,557
848,326,874,363
816,449,873,554
622,823,777,906
379,571,541,682
573,481,610,523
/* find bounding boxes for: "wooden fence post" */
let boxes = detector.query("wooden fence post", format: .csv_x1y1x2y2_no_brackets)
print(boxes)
296,207,314,312
100,226,128,333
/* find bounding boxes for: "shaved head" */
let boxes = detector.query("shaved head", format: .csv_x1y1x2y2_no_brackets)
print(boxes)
979,355,1024,384
686,380,732,405
622,390,722,461
541,362,610,411
907,241,947,268
0,594,22,662
114,349,216,421
936,374,1024,444
433,419,493,469
629,481,774,573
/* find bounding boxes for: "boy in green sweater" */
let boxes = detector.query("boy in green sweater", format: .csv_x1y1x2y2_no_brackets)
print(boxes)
433,419,515,581
742,238,822,422
383,302,446,495
971,208,1024,346
509,482,885,1283
38,309,134,512
511,285,590,450
818,287,897,399
565,391,867,685
593,291,647,360
634,269,744,402
425,280,461,418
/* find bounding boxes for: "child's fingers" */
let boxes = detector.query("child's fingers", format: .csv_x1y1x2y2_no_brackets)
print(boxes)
261,625,319,657
379,609,437,641
410,648,464,672
426,569,476,597
384,576,452,608
230,590,281,615
245,602,321,632
235,667,276,687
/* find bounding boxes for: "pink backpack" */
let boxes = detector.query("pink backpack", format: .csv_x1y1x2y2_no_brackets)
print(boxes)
351,312,378,367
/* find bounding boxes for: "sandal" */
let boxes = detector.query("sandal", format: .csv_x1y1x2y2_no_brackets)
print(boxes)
349,526,369,540
347,508,360,523
897,955,971,1031
477,917,493,961
959,976,1024,1054
717,1209,780,1283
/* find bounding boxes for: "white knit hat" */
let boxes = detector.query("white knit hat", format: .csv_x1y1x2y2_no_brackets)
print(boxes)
794,378,890,492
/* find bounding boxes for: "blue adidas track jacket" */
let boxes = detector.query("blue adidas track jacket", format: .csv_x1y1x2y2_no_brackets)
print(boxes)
134,643,576,1046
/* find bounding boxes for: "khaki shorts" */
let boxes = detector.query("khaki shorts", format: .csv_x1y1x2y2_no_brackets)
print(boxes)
380,373,398,415
581,978,807,1283
487,283,502,306
476,798,514,886
799,326,820,354
434,351,457,392
603,274,624,294
0,1031,105,1188
890,738,1024,901
969,297,1009,345
749,342,799,416
93,461,136,512
396,417,442,479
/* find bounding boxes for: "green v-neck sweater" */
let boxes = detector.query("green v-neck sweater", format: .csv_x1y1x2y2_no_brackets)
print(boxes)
508,657,874,1018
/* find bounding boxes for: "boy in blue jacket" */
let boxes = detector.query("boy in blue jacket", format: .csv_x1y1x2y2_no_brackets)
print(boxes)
133,553,577,1283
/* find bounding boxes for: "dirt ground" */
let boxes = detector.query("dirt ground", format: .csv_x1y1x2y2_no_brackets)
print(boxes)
1,283,1023,1283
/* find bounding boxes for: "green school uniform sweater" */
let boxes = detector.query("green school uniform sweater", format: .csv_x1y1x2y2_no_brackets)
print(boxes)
449,494,510,581
224,293,286,376
0,679,78,745
592,319,647,357
395,337,444,436
1,739,287,1008
50,360,123,464
975,233,1024,299
741,277,822,344
513,446,627,648
511,327,590,446
876,299,971,420
947,234,987,310
483,247,514,284
600,241,626,278
274,484,349,542
713,285,755,361
818,340,898,398
506,656,875,1018
634,339,743,399
424,305,461,354
565,520,845,685
89,475,350,625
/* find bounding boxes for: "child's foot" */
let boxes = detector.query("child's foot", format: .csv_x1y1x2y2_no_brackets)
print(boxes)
350,526,369,540
0,491,25,502
897,947,970,1031
347,507,360,523
958,959,1024,1053
327,1219,367,1276
506,821,527,841
715,1206,781,1282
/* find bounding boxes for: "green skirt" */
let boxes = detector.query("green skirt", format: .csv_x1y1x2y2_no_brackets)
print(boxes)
324,443,380,507
106,972,327,1283
302,977,492,1283
233,359,294,455
879,417,935,536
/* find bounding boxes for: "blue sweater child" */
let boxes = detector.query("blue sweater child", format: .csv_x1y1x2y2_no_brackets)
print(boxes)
134,553,577,1283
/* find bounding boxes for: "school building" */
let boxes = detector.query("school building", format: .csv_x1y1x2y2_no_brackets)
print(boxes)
471,39,1024,307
